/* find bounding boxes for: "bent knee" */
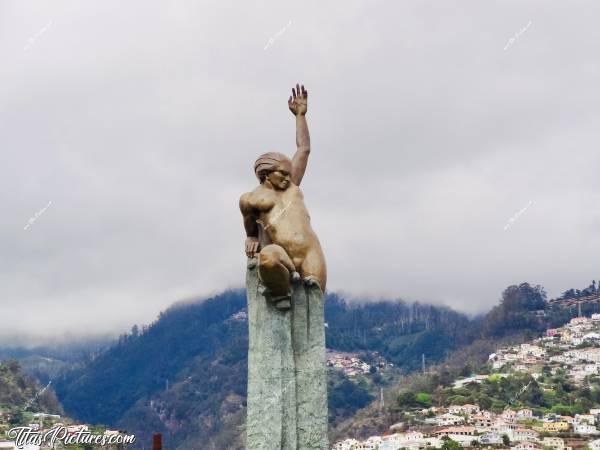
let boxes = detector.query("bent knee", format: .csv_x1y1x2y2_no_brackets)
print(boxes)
259,245,283,269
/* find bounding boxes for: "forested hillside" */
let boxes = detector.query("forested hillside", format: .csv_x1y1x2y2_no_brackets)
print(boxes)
0,360,62,430
52,290,480,449
38,280,600,448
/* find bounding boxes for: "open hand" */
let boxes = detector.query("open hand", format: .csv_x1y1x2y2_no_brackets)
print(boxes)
288,83,307,116
245,237,259,258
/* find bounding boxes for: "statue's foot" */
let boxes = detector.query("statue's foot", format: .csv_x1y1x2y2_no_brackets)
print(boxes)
258,284,292,310
303,276,322,290
271,294,292,311
274,298,291,310
290,271,301,283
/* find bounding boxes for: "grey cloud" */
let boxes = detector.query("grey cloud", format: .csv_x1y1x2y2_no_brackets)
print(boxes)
1,0,600,343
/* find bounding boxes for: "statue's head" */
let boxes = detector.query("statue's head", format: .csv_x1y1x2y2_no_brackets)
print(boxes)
254,152,292,190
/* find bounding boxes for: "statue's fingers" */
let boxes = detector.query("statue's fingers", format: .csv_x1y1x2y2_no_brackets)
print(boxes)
301,84,306,97
296,83,301,98
292,87,296,99
288,95,293,105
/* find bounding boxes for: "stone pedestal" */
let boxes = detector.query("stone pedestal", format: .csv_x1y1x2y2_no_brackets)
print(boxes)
246,258,328,450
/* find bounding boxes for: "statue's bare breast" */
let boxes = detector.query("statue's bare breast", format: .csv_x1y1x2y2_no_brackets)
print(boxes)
249,184,320,263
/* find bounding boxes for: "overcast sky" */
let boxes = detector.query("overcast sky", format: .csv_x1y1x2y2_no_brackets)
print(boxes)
2,0,599,344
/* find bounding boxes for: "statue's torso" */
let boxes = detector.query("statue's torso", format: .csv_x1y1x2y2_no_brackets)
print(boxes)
250,184,323,267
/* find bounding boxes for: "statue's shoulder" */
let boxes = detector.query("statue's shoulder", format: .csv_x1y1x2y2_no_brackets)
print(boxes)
239,190,256,213
241,185,275,212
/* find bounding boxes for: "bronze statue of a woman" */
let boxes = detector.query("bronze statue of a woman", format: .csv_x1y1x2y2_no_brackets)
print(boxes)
240,83,326,309
240,84,328,450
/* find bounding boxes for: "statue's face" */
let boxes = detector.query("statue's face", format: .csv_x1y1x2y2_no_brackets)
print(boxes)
266,161,292,190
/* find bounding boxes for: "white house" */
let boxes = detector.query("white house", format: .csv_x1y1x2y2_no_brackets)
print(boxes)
511,441,541,450
541,437,570,450
449,404,480,415
502,410,518,423
517,409,534,420
574,423,597,434
512,428,539,442
588,439,600,450
436,413,465,426
479,432,503,445
353,436,382,450
576,414,596,424
472,413,495,429
332,439,359,450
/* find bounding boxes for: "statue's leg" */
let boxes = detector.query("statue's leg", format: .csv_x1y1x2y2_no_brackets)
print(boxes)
299,251,327,292
258,244,296,309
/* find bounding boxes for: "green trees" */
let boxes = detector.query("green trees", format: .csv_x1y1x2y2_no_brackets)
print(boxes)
396,391,433,408
441,437,462,450
483,283,548,337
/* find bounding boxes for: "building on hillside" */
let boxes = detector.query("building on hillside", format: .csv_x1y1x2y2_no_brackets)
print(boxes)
541,421,570,432
575,414,596,425
516,409,534,420
472,413,495,429
511,441,541,450
561,331,573,344
453,375,490,388
404,432,425,441
332,439,359,450
435,426,476,437
570,317,590,326
353,436,382,450
32,413,61,420
540,437,570,450
494,419,518,435
584,332,600,341
479,432,504,445
66,424,89,434
449,404,480,415
559,415,575,424
436,413,466,426
502,410,518,423
520,344,545,358
378,434,405,450
588,439,600,450
573,423,597,434
434,430,478,447
422,437,444,448
512,428,539,442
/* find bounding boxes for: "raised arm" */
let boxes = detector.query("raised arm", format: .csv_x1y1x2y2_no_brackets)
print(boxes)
288,83,311,186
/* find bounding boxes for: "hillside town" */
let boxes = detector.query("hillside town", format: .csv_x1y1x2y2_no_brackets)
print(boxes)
332,314,600,450
327,351,393,377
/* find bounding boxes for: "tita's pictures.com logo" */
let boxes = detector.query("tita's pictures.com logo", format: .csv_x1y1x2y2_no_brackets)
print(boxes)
7,426,136,448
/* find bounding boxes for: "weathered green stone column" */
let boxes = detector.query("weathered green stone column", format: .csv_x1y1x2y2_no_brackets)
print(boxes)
246,258,328,450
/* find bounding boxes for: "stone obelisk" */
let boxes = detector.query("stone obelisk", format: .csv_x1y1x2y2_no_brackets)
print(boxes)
246,259,327,449
240,84,328,449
